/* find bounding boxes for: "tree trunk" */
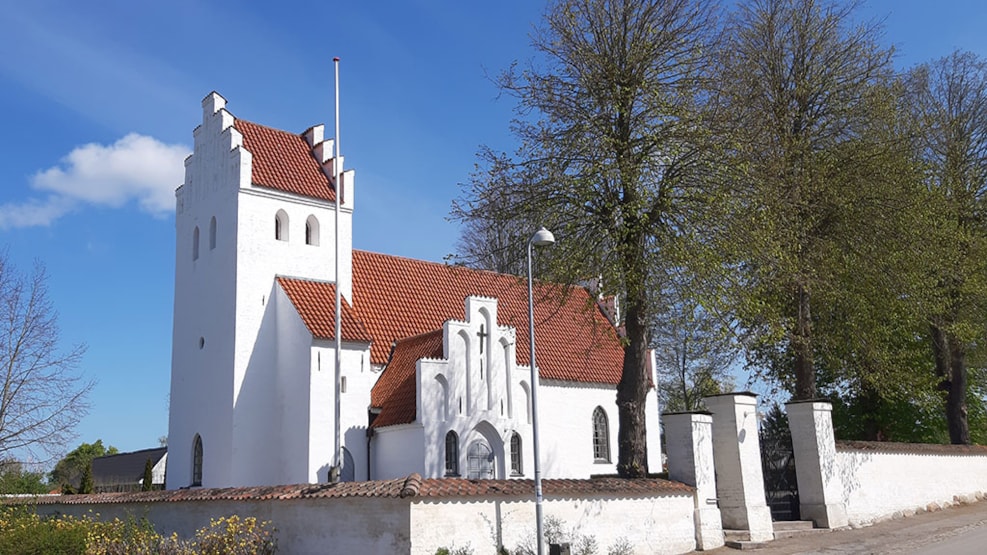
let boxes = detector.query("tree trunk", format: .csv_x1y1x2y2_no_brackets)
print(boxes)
931,324,970,444
859,381,884,441
793,282,816,400
930,324,950,380
947,337,970,445
617,293,651,478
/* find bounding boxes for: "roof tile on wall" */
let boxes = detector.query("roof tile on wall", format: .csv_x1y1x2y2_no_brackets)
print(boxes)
4,474,691,504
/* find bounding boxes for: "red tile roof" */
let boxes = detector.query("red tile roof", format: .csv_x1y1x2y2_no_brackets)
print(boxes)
235,119,337,202
352,250,624,384
370,331,444,429
277,277,372,343
3,474,691,505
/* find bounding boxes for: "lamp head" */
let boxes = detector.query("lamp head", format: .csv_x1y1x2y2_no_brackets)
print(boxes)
530,227,556,247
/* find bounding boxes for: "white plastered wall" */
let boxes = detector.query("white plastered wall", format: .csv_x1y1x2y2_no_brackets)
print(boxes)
168,93,242,488
310,340,375,483
33,490,699,555
374,424,427,479
410,494,697,555
538,382,619,477
836,448,987,526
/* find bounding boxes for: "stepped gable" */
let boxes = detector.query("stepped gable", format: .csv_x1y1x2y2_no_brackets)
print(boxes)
351,250,623,385
277,277,372,342
234,119,336,202
370,330,445,429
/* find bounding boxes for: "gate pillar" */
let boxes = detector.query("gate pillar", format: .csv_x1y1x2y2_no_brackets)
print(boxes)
664,411,724,550
703,393,774,542
786,400,848,528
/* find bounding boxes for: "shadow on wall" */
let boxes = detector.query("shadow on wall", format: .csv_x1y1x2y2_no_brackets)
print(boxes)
835,449,869,507
234,281,280,484
343,426,365,481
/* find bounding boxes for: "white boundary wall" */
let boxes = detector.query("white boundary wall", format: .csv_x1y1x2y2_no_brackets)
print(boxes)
22,487,698,555
412,495,696,555
786,399,987,529
836,444,987,526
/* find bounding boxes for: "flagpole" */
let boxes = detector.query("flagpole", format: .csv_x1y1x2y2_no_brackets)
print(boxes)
332,55,343,483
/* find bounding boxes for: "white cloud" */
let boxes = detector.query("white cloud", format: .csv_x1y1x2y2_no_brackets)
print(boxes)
0,134,189,229
0,196,75,229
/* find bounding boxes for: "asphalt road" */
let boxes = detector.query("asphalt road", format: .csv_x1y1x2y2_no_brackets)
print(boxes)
700,500,987,554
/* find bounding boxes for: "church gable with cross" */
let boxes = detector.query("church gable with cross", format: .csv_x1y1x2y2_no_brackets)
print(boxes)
371,295,531,480
166,93,662,489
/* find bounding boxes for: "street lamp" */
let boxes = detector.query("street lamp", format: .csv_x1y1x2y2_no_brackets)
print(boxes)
527,226,555,555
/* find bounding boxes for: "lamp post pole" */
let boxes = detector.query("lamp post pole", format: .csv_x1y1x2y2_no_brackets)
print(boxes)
527,226,555,555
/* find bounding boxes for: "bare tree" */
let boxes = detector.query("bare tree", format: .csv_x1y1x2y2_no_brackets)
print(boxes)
653,296,737,412
0,251,92,462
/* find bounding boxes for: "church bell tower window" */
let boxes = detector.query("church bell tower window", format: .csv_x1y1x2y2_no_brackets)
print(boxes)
275,210,289,242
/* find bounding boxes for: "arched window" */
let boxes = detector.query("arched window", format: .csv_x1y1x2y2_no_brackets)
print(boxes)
192,434,203,486
192,226,200,260
305,215,320,246
467,440,494,479
209,216,217,250
510,432,522,476
444,431,459,476
275,210,289,241
593,407,611,463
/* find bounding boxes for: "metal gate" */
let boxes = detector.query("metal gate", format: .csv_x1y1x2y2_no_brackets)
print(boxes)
760,406,800,521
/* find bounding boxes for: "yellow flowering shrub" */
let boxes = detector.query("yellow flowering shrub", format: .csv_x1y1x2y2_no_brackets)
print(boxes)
0,507,277,554
195,515,277,555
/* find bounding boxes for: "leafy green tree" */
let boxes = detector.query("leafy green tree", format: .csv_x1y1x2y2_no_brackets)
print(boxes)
904,50,987,444
48,439,117,492
453,0,721,477
0,459,48,494
141,457,154,491
714,0,915,401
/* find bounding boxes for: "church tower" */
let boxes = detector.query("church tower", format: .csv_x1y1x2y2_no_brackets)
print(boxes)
167,92,354,488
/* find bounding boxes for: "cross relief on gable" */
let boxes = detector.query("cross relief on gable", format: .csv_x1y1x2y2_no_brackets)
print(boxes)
425,296,520,422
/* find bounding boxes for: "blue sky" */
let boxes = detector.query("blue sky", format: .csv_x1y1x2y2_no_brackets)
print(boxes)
1,1,985,463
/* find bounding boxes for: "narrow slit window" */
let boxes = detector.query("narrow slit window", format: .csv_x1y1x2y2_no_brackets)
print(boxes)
510,432,522,476
192,434,203,486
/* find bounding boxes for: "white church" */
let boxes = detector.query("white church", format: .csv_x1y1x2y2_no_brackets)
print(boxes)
165,92,662,489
